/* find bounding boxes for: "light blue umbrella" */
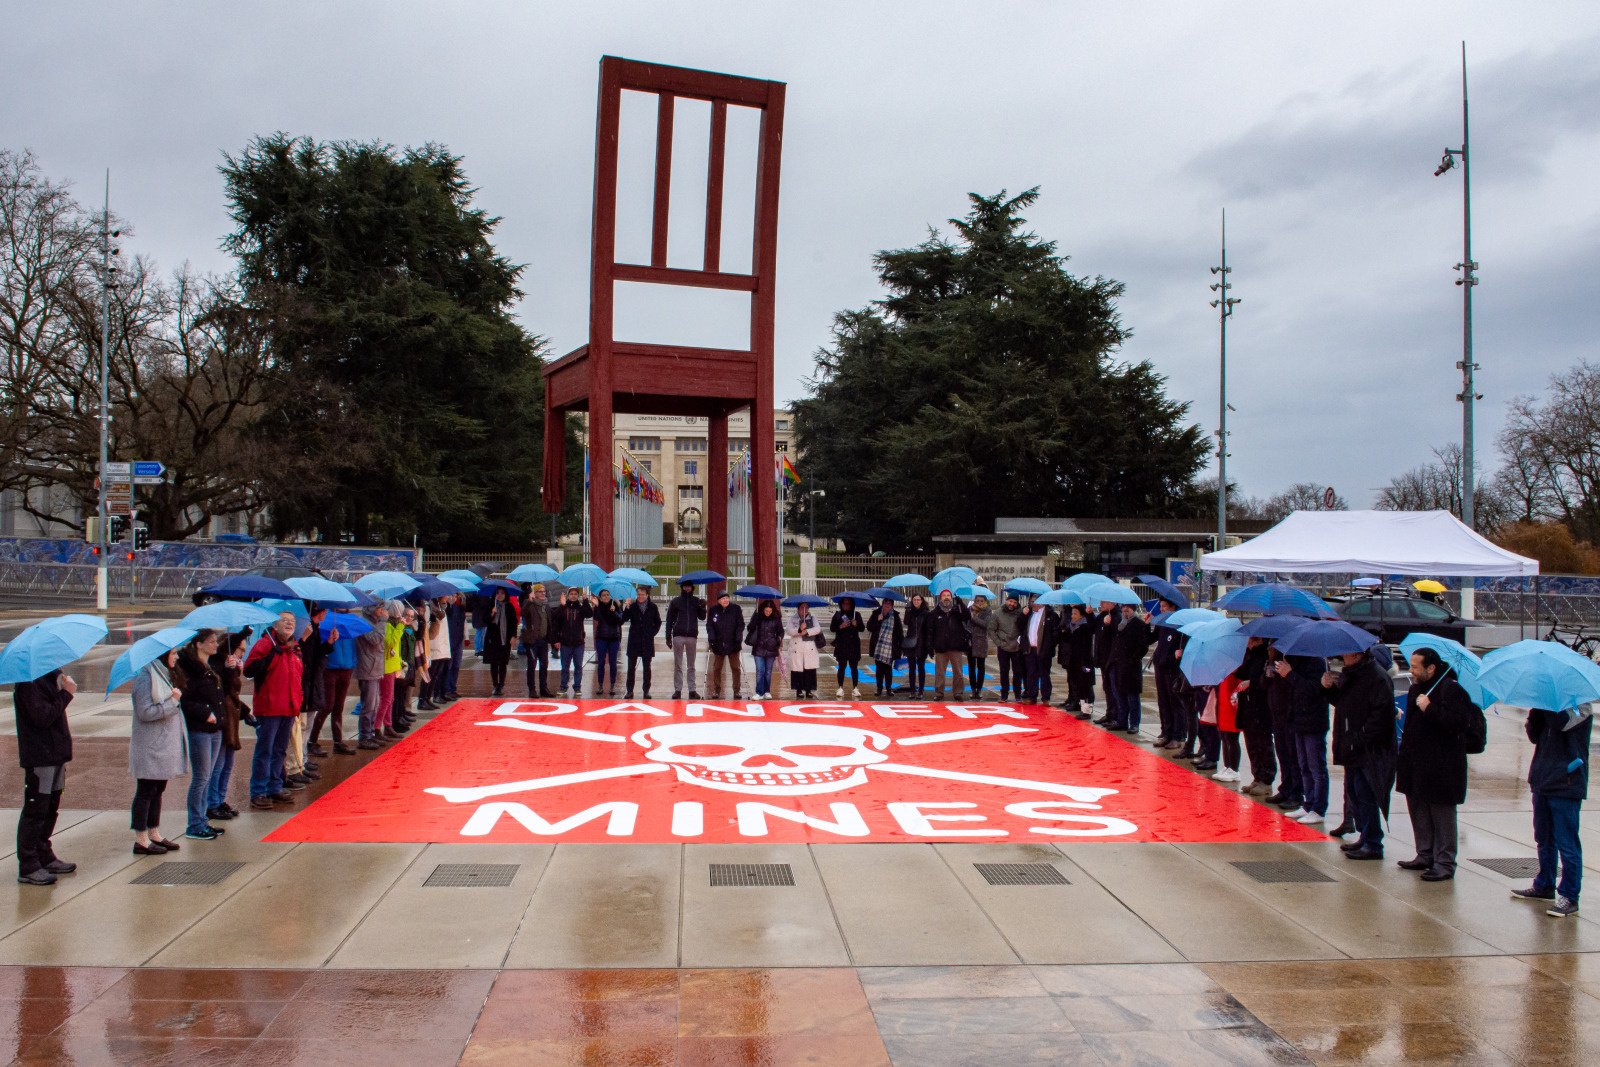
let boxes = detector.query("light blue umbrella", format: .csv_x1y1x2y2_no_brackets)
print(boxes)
559,562,609,588
593,578,637,602
1480,640,1600,711
106,627,198,692
1082,582,1142,607
1179,618,1247,686
0,614,110,684
1003,576,1053,596
355,572,420,598
609,566,659,588
438,569,483,590
1398,633,1486,705
1036,588,1086,607
929,567,977,595
320,613,374,640
1154,607,1226,630
883,573,931,589
1060,572,1110,593
507,563,561,584
285,575,356,604
256,597,310,620
181,601,280,632
1350,577,1383,589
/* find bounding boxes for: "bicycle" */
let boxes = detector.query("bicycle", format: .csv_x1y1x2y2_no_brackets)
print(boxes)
1542,618,1600,661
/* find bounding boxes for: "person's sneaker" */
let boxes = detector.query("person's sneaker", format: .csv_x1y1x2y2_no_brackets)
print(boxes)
205,825,226,836
44,859,76,874
358,739,379,750
286,773,309,786
269,792,295,804
220,803,240,817
304,760,320,771
300,769,322,781
184,827,220,841
334,743,357,755
17,869,56,886
250,796,274,810
1282,808,1307,819
206,807,233,821
1296,811,1325,824
1546,896,1579,918
1512,885,1556,901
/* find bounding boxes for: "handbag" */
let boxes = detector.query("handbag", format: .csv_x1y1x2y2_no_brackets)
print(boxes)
1199,688,1219,725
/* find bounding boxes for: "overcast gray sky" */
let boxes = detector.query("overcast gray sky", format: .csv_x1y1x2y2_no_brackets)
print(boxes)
6,2,1596,507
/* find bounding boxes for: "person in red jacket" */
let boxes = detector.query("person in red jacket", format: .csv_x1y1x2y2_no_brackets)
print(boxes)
245,612,304,810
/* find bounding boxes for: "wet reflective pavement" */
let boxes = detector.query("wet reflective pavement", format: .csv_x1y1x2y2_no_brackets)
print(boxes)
2,605,1599,1063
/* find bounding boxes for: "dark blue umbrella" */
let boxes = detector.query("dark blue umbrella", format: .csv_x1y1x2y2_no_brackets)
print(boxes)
200,574,297,601
475,578,521,597
1213,583,1337,619
832,592,874,607
781,594,830,608
680,569,726,585
1239,615,1312,639
864,586,906,603
404,577,458,601
1137,574,1190,610
340,584,380,608
1272,620,1377,657
735,584,782,600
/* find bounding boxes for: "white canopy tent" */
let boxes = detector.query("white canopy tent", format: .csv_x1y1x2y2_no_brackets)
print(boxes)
1199,510,1538,577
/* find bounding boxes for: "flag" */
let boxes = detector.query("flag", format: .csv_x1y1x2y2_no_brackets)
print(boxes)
779,454,800,488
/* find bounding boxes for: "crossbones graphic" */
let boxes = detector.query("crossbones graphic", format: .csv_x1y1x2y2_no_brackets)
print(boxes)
423,719,1118,805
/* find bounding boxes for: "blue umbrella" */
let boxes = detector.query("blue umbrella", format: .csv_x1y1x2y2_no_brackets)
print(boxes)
285,575,356,604
929,567,977,595
1060,572,1110,593
355,572,420,598
320,613,374,640
560,563,610,588
1214,583,1337,619
883,573,931,589
866,586,908,602
475,578,522,597
1272,620,1377,658
1350,577,1383,589
609,566,659,588
180,601,280,632
735,584,782,600
1398,633,1486,705
1036,588,1086,607
1003,576,1052,596
256,598,310,620
438,569,483,590
1155,606,1227,630
832,592,874,607
507,563,561,584
1137,574,1191,610
404,577,459,601
200,574,297,601
679,569,726,585
782,593,830,608
1239,615,1311,639
1082,582,1142,607
592,579,637,602
340,584,380,608
1179,618,1248,686
0,614,110,684
104,627,198,693
1479,640,1600,711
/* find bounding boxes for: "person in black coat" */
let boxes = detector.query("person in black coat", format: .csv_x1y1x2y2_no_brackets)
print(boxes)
1231,638,1275,795
1275,652,1332,821
830,597,865,698
706,591,746,699
865,602,903,697
177,633,230,839
1396,647,1476,880
548,587,594,697
744,600,785,699
1058,605,1097,719
1262,645,1302,809
926,591,970,700
1091,601,1119,725
481,588,519,696
1325,650,1397,859
901,595,931,698
591,589,624,697
621,590,662,699
1019,600,1061,704
665,582,707,699
1518,705,1590,914
14,668,77,885
1106,604,1153,733
1149,602,1185,746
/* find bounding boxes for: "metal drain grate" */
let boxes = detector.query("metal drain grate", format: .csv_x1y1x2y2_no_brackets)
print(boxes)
1230,860,1336,884
710,863,795,887
1470,857,1541,880
975,863,1070,886
129,862,245,886
422,864,519,887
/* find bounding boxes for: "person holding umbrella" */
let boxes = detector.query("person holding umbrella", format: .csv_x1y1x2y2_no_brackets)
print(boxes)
480,586,518,697
13,665,79,884
1091,598,1119,726
178,631,229,839
788,600,824,698
1232,637,1276,796
745,599,785,700
623,586,662,699
989,593,1024,702
443,593,467,700
928,590,970,701
548,585,594,697
1324,646,1397,860
591,587,624,697
1274,651,1332,824
666,580,707,700
1396,647,1478,881
1517,703,1590,917
245,611,306,807
130,645,188,854
1149,600,1186,747
966,590,993,698
207,632,250,820
707,589,747,700
830,595,865,699
1060,604,1098,720
353,601,389,750
866,598,903,697
902,593,931,699
520,584,552,698
1108,603,1153,734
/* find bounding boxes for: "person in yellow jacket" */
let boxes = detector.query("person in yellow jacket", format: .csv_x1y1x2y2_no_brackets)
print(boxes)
377,602,405,740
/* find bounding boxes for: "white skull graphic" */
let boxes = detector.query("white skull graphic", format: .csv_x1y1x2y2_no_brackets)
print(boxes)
630,722,891,795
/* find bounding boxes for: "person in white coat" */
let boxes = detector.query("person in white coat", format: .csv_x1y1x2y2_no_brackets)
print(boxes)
787,603,823,698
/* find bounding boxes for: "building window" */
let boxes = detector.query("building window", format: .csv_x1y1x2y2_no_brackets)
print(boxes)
775,441,789,453
775,419,789,430
627,436,660,451
680,485,704,501
675,437,707,452
640,460,652,473
730,437,749,451
683,460,698,478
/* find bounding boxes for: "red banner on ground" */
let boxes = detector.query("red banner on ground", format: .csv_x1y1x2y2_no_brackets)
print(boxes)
265,699,1326,845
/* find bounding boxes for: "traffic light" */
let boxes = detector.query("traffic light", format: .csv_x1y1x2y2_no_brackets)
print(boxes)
108,515,128,543
133,527,150,551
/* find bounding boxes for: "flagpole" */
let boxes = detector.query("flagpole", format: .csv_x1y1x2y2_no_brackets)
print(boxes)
582,445,590,564
776,458,786,593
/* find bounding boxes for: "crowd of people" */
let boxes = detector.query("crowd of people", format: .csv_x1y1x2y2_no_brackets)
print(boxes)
7,570,1585,920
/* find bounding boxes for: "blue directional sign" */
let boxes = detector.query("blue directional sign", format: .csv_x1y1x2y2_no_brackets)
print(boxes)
132,461,165,478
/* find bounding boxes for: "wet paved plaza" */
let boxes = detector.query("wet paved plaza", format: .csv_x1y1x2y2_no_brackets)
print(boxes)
1,606,1598,1064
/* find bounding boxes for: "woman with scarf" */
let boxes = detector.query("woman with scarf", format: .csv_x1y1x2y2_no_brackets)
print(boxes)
480,587,518,697
130,647,188,854
745,599,785,700
787,602,823,698
866,599,904,697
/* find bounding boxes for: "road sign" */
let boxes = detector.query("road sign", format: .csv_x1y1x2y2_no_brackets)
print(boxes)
132,475,165,485
104,461,131,478
132,461,165,478
1323,486,1336,509
106,486,132,516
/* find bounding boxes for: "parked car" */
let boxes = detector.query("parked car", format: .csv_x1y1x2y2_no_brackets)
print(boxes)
1331,593,1488,648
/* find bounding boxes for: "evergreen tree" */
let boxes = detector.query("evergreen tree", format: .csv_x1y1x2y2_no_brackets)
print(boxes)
794,189,1206,551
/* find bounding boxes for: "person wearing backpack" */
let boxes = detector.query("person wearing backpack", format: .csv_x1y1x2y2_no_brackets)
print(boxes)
1396,647,1480,881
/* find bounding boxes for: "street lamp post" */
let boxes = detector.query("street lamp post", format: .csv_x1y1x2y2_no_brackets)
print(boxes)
808,489,825,549
95,172,115,611
1209,209,1241,553
1435,42,1479,618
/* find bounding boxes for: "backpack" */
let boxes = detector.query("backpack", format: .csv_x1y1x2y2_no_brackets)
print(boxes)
1461,701,1488,755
